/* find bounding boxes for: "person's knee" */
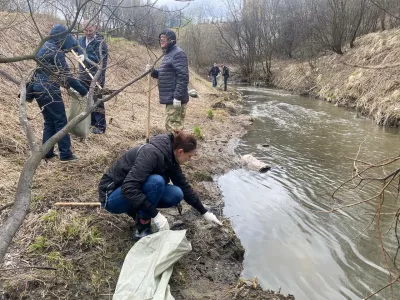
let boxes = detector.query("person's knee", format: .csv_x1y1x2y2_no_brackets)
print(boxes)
170,186,183,205
148,175,165,189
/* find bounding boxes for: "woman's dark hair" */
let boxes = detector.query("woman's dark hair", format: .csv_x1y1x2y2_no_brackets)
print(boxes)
173,131,197,152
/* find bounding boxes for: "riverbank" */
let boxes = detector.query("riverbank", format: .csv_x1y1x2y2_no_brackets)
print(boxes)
0,13,294,299
271,28,400,126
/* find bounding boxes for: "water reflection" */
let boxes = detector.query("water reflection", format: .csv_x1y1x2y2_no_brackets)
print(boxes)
219,88,400,299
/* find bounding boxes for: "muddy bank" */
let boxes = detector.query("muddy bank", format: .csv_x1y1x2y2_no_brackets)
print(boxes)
271,28,400,126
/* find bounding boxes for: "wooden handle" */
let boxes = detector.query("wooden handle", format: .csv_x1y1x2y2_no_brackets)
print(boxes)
71,49,102,90
146,58,152,142
54,202,101,207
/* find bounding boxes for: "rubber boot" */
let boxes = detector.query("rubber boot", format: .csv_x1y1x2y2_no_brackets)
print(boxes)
133,217,152,241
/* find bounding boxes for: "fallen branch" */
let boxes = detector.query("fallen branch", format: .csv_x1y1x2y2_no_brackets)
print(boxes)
54,202,101,207
0,266,56,271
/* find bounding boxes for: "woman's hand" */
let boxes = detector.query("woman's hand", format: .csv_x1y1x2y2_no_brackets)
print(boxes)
203,212,223,226
153,212,170,231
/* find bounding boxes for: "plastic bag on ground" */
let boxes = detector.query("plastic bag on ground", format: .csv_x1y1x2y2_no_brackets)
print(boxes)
67,89,90,138
113,230,192,300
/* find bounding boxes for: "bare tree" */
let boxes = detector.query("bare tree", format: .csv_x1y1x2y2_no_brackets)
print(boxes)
0,0,170,264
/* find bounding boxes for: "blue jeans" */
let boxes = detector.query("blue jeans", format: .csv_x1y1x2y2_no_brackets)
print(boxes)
103,175,183,220
212,76,217,87
35,91,72,159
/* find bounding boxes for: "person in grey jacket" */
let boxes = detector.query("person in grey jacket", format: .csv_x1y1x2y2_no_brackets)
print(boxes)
150,29,189,132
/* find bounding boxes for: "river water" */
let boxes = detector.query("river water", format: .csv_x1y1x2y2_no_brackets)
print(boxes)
218,87,400,300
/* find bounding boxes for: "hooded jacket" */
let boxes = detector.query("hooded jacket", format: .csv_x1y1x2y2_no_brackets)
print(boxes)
151,29,189,105
98,134,207,217
77,33,108,86
33,24,88,96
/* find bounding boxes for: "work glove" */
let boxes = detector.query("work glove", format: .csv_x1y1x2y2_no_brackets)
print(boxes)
153,212,170,231
77,54,85,63
173,98,181,108
69,88,80,98
203,211,223,226
145,64,153,72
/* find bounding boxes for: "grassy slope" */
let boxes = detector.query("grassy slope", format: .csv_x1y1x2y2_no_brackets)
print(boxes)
0,13,294,300
272,28,400,126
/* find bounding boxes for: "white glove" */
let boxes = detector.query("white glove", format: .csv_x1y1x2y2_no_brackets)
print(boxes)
77,54,85,63
153,212,170,231
173,98,181,108
68,88,80,98
145,64,153,71
203,212,223,226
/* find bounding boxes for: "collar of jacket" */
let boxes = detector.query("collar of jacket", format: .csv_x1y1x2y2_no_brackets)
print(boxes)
164,44,176,54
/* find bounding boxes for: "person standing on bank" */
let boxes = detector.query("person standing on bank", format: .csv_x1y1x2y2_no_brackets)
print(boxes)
221,64,230,91
208,63,220,88
98,131,223,240
77,21,108,134
32,24,88,162
148,29,189,132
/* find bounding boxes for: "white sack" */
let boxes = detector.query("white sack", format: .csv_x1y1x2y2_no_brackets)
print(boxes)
241,154,270,173
67,89,90,139
113,230,192,300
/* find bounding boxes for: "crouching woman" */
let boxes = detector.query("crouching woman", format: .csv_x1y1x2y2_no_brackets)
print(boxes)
98,131,222,240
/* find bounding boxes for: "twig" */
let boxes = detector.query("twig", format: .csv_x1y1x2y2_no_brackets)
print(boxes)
0,202,14,212
0,266,56,271
363,275,400,300
341,60,400,70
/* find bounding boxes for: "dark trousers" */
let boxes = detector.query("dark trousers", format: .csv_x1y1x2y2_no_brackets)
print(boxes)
212,76,217,87
81,78,106,132
36,92,72,159
103,175,183,220
224,77,228,91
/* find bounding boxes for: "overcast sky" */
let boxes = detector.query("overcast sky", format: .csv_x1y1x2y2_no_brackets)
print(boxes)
152,0,226,17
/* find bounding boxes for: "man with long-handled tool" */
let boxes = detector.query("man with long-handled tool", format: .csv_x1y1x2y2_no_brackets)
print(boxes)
31,24,88,162
76,20,108,134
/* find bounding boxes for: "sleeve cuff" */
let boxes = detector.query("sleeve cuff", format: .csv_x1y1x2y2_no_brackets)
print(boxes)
139,199,158,218
191,200,207,215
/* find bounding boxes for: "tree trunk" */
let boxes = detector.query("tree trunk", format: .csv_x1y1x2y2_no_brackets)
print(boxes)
0,152,42,264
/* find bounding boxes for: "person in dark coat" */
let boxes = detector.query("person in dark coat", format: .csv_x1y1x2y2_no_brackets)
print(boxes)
77,21,108,134
98,131,223,240
150,29,189,132
221,64,230,91
208,63,220,88
32,24,88,161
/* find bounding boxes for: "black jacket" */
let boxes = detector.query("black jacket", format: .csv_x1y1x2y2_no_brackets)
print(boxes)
98,134,207,217
209,66,220,77
151,29,189,105
222,66,229,78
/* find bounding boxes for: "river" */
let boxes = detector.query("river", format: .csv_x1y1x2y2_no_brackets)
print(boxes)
218,87,400,299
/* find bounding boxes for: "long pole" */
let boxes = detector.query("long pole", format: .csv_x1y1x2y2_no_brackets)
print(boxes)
71,49,102,90
146,58,152,143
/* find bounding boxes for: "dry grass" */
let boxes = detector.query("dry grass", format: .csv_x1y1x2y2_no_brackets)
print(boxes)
0,12,262,300
272,28,400,126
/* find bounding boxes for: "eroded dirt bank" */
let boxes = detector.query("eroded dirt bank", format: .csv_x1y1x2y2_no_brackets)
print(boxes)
271,28,400,126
